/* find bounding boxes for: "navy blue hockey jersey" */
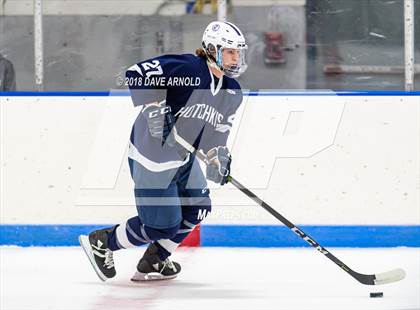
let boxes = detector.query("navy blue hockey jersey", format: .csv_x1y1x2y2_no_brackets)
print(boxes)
126,54,243,172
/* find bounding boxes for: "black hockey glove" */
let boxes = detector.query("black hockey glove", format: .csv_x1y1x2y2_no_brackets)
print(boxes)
143,103,175,146
206,146,232,185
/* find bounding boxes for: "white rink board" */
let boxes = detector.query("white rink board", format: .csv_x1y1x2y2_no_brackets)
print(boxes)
0,94,419,225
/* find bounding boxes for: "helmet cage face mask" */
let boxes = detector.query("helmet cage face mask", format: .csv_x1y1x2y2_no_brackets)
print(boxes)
219,46,248,78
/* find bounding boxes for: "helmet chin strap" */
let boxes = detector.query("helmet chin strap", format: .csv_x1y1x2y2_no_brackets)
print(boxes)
207,60,223,72
204,45,225,74
206,56,225,77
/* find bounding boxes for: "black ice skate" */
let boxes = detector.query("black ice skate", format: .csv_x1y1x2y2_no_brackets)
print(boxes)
79,228,116,281
131,243,181,281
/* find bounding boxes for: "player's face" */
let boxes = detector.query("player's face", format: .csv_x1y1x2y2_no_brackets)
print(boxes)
222,48,240,67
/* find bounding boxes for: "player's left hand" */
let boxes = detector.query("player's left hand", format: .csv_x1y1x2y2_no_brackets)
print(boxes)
206,146,231,185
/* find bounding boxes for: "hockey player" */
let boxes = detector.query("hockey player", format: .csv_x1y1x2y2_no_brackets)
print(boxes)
79,21,247,281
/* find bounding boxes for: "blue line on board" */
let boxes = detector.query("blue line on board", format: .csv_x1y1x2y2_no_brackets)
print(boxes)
200,225,420,248
1,91,419,97
0,225,418,247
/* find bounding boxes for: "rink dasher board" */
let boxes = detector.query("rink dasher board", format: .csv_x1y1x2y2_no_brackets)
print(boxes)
1,91,419,248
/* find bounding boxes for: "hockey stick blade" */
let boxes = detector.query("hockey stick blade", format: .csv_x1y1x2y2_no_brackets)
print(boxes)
350,268,405,285
373,268,406,285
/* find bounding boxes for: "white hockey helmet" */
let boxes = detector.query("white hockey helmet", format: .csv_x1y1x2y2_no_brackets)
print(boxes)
202,21,248,78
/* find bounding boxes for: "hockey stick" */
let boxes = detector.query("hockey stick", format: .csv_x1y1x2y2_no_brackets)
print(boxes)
172,129,406,285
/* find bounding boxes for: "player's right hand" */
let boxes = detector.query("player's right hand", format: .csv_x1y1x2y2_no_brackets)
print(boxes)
143,103,175,146
205,146,231,185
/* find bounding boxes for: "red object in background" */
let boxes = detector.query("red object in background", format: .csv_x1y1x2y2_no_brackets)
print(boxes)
264,32,286,64
179,224,200,247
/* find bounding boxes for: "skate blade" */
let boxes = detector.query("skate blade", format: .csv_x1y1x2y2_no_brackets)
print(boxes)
131,271,177,282
78,235,108,282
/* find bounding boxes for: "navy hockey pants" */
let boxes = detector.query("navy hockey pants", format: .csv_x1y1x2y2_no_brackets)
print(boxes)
107,154,211,258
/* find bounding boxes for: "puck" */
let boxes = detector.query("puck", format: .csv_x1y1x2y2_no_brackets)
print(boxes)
370,292,384,298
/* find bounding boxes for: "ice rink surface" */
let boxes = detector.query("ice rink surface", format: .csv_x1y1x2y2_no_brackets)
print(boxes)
1,247,419,310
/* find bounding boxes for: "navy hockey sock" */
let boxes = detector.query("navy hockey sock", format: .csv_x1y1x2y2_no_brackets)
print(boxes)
156,203,211,260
